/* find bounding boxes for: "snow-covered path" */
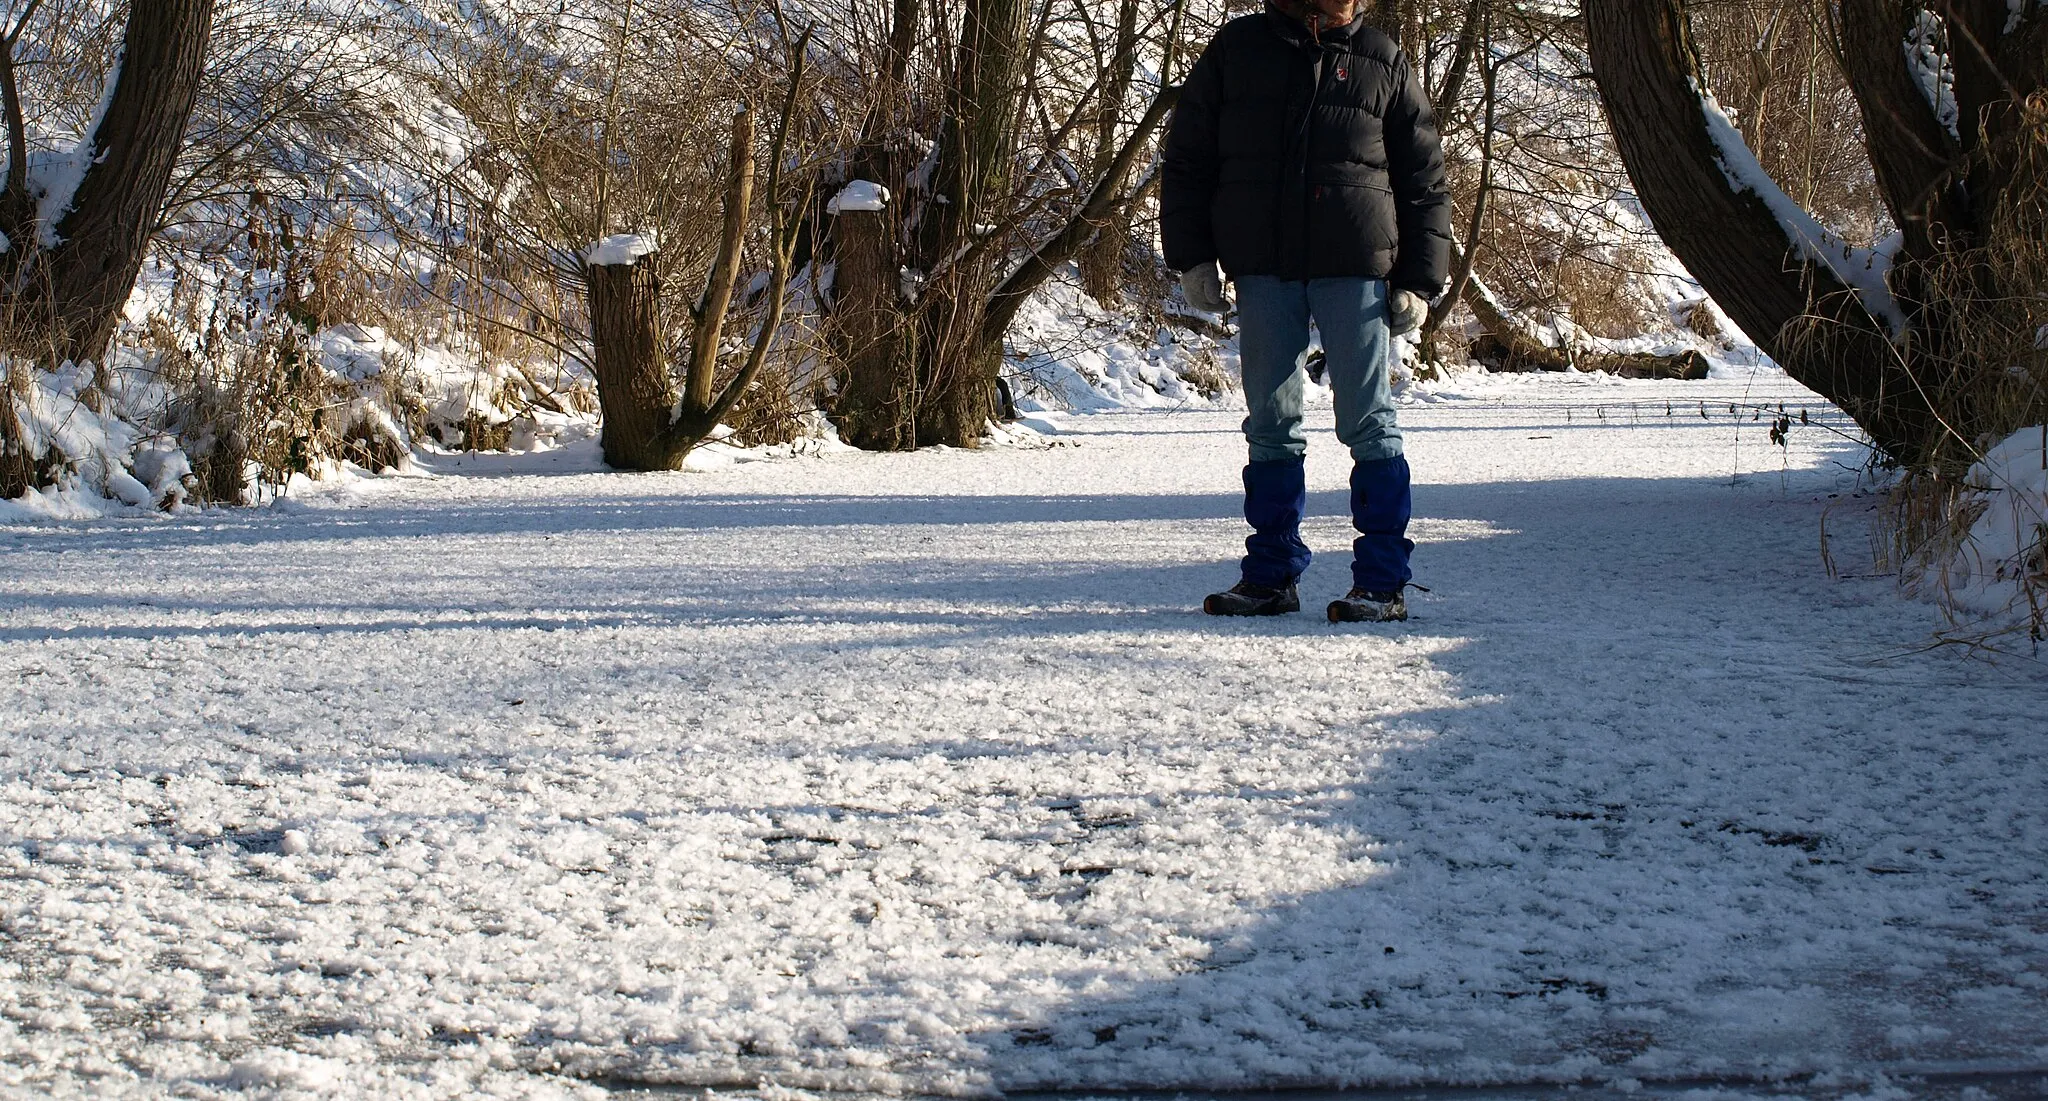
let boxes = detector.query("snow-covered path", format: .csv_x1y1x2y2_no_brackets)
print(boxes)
2,375,2044,1100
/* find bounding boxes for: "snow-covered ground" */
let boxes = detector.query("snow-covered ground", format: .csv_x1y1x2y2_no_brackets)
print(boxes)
1,374,2044,1100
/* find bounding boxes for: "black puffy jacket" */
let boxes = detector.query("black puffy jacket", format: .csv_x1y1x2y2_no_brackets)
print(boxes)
1161,5,1452,295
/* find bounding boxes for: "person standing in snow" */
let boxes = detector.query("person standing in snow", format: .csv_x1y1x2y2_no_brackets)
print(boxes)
1162,0,1451,622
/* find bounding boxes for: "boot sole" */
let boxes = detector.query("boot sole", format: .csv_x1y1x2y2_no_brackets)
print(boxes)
1327,601,1408,623
1204,595,1300,616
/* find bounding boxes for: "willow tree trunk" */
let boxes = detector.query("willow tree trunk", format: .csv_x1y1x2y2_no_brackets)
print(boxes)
0,364,46,498
912,0,1031,447
1080,0,1141,306
1,0,215,368
1837,0,2047,455
1836,0,1970,261
585,255,690,472
824,0,1031,450
830,207,920,450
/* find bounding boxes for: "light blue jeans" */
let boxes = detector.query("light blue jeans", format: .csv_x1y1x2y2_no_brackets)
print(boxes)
1236,276,1404,464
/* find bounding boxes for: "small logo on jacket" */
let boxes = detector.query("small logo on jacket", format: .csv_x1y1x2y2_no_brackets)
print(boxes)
1335,66,1349,81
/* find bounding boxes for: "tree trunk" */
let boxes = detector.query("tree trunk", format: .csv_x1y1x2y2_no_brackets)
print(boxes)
23,0,215,368
828,208,920,450
830,0,1029,451
685,111,756,414
584,255,690,472
1425,8,1494,343
912,0,1030,447
1079,0,1140,306
1837,0,1970,258
1470,334,1712,380
919,0,1030,264
1436,251,1710,380
920,328,1001,447
1907,2,2047,253
830,0,1161,451
1430,1,1483,123
886,0,920,94
1583,0,1936,461
0,362,45,499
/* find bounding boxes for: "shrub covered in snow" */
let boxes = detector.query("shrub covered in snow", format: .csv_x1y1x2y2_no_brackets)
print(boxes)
0,359,189,517
1937,426,2048,638
0,314,612,516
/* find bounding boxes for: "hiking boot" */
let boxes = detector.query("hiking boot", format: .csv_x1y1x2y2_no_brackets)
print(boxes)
1327,587,1408,623
1203,580,1300,617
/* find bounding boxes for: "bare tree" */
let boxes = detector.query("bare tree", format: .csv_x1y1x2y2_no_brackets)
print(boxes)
824,0,1182,450
1,0,215,367
584,60,811,470
389,1,824,472
1079,0,1142,305
827,0,1033,450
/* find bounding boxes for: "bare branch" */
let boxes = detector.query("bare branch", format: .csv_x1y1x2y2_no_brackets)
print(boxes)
692,25,814,438
683,107,757,417
982,81,1179,341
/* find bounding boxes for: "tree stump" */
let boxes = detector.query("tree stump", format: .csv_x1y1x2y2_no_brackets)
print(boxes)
827,208,918,450
584,252,688,472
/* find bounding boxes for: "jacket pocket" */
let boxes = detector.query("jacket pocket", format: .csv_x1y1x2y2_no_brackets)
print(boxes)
1307,182,1399,273
1310,161,1392,191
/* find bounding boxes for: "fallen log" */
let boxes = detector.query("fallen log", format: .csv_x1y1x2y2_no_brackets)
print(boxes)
1470,334,1712,380
1432,246,1714,382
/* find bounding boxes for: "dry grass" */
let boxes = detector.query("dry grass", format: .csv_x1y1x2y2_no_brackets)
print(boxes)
1545,250,1666,340
1813,97,2048,650
1475,188,1668,343
1866,475,1978,583
0,356,40,500
0,257,75,499
725,361,805,448
148,325,326,503
1682,299,1727,343
141,251,424,501
1900,95,2048,475
1850,467,2047,651
1178,349,1232,401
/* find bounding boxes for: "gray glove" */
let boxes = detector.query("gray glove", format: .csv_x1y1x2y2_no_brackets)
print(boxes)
1388,288,1428,335
1180,261,1228,314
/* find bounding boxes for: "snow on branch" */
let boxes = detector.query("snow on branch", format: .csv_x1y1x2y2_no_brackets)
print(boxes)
33,55,122,248
1693,82,1908,339
1905,11,1960,141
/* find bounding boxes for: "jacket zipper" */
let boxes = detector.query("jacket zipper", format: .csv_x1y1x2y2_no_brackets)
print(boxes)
1293,43,1337,264
1293,52,1326,166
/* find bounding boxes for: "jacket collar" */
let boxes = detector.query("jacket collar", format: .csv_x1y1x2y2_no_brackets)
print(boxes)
1264,0,1366,48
